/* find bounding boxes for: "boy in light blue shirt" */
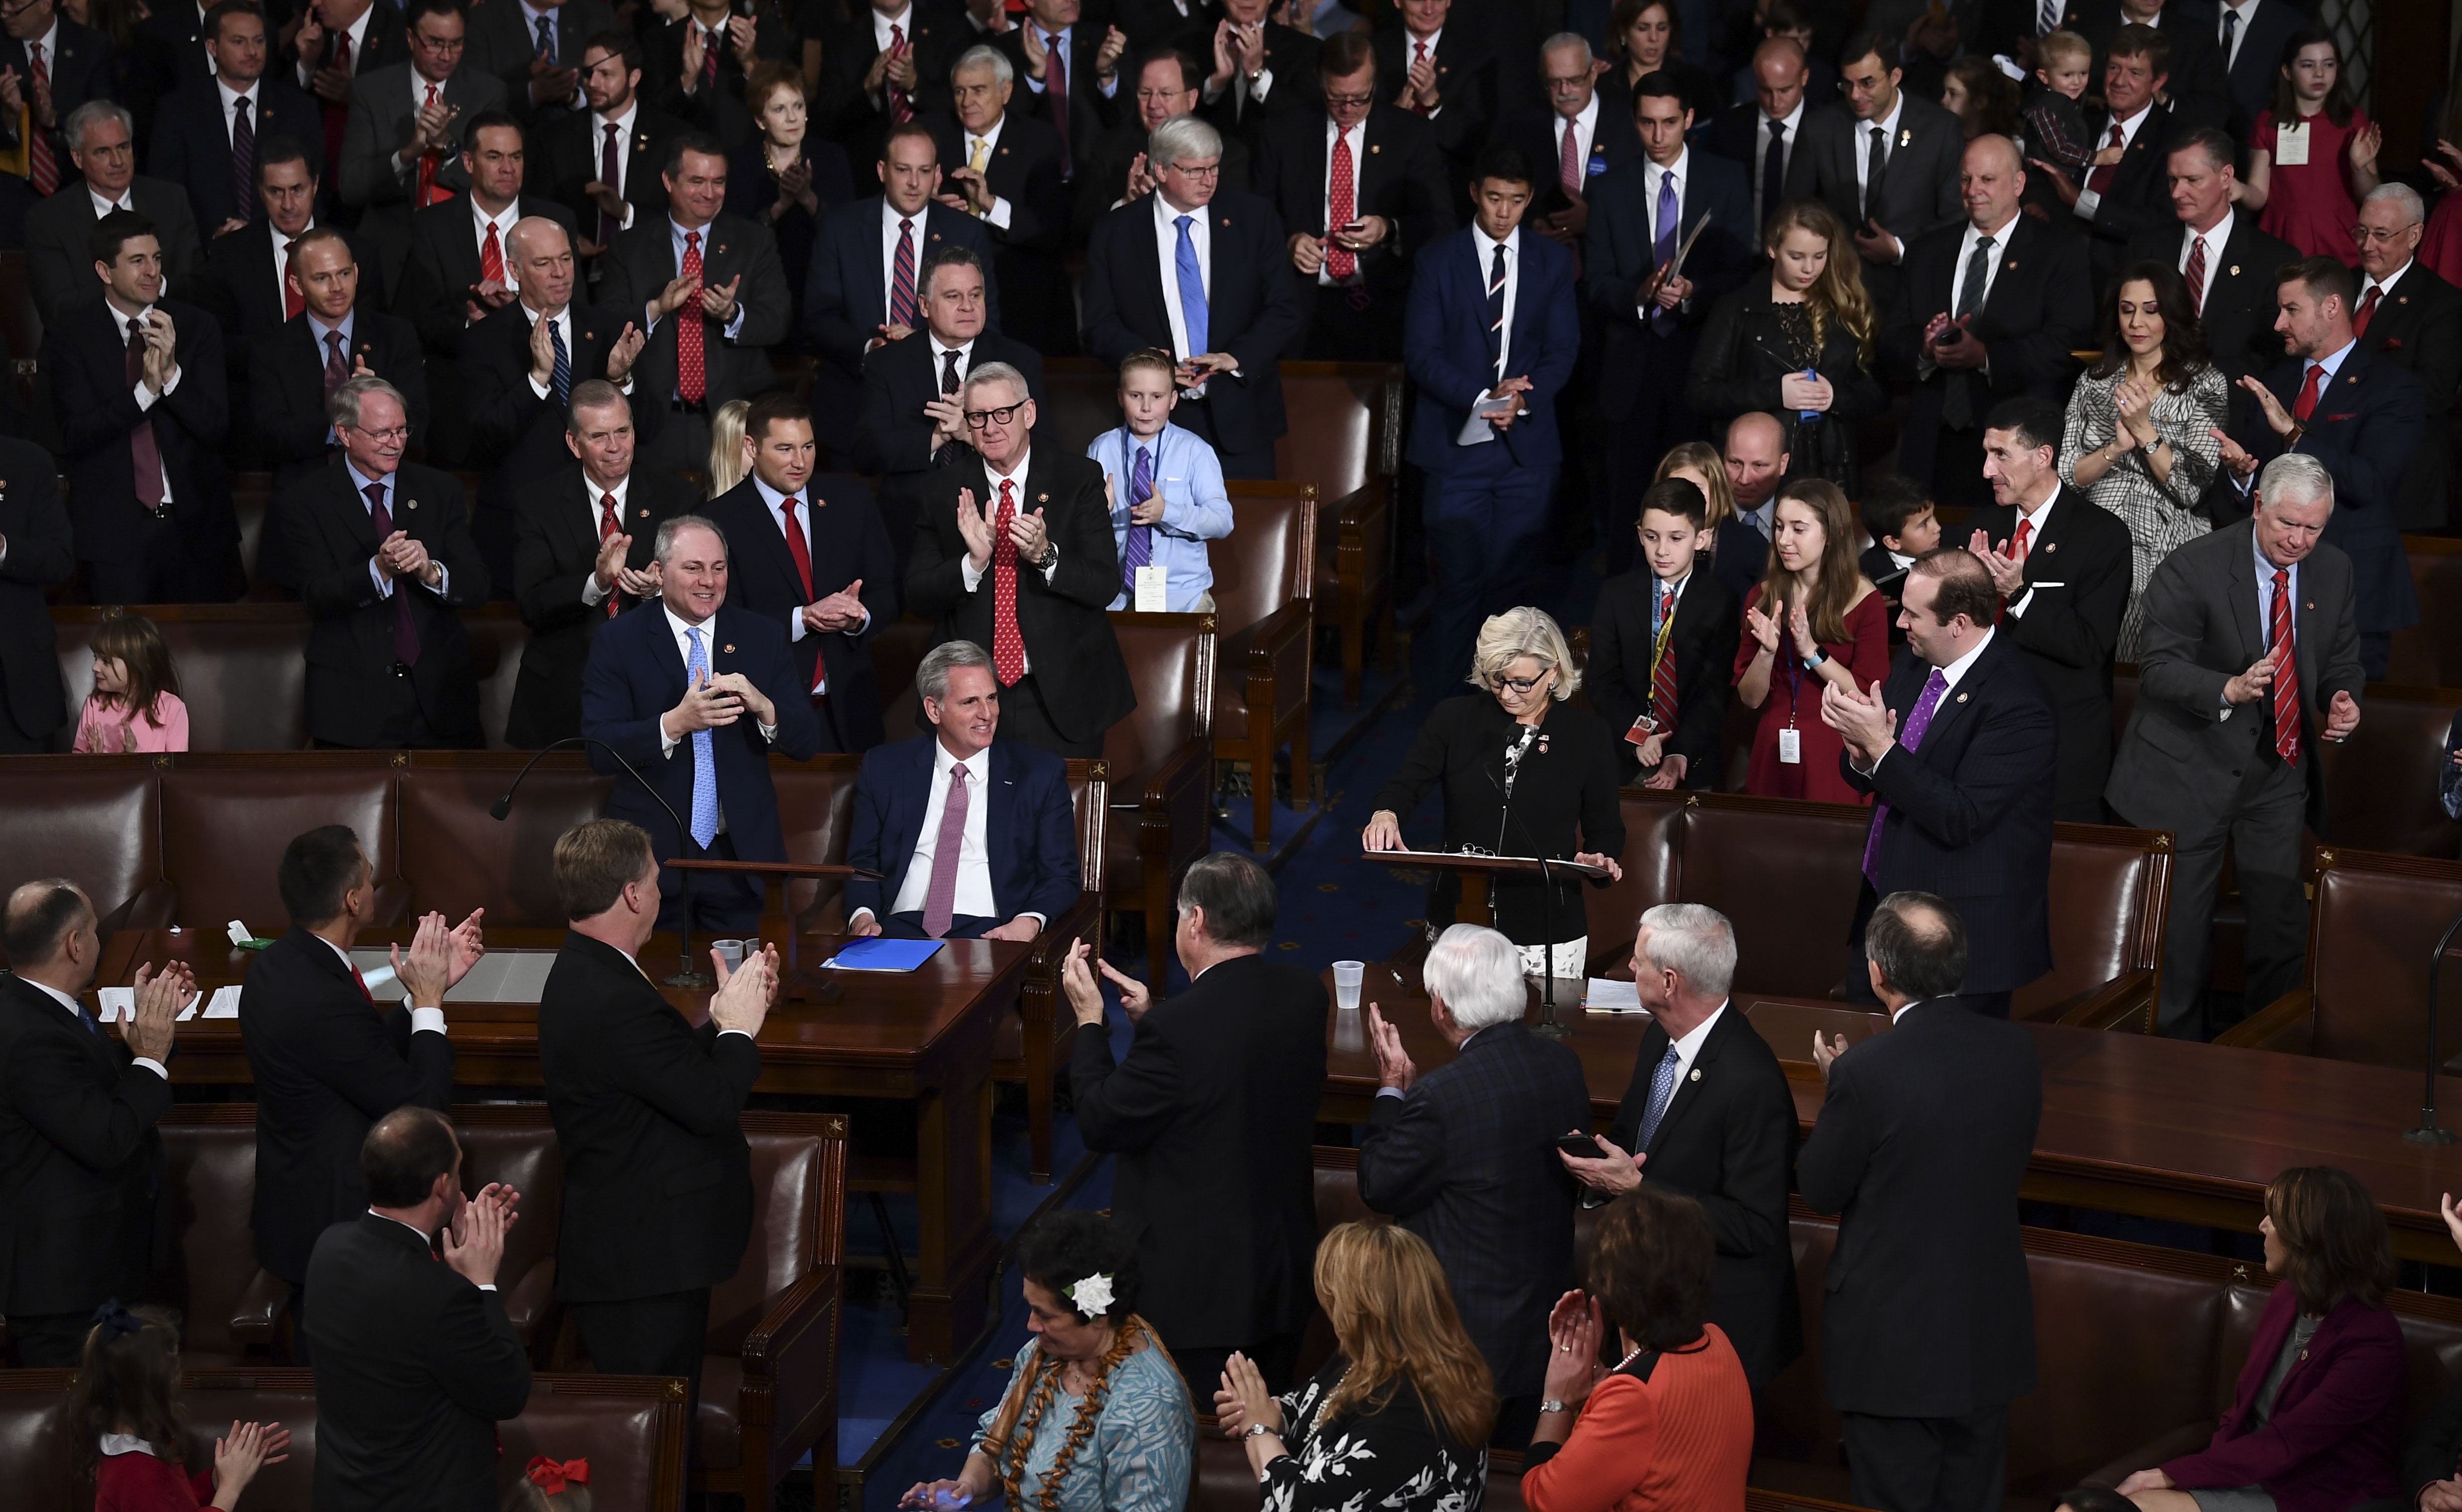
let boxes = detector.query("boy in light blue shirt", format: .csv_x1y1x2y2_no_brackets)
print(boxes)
1086,348,1234,612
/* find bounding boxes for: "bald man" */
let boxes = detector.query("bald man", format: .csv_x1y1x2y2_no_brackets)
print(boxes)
253,227,432,499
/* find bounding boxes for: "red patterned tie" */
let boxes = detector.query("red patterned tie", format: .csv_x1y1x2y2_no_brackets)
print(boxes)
2085,122,2122,193
1409,40,1432,113
416,85,450,206
2355,284,2381,337
2184,234,2207,315
2270,568,2300,766
887,24,914,123
1327,131,1357,280
26,42,55,195
598,492,621,617
678,230,707,404
701,25,721,87
479,219,505,287
2292,360,2322,422
126,320,164,511
889,217,918,328
283,237,305,319
1648,583,1678,731
991,479,1024,684
319,30,351,175
1558,118,1581,197
323,328,349,397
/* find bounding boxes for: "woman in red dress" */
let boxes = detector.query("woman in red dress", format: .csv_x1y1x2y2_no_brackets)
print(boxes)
2241,30,2382,264
1732,478,1888,803
74,1304,289,1512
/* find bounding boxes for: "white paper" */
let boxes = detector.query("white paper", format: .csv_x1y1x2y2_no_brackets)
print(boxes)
1585,978,1646,1013
97,987,134,1023
2274,120,2308,166
1133,563,1168,612
1778,726,1803,764
203,985,242,1019
176,994,197,1022
226,919,253,947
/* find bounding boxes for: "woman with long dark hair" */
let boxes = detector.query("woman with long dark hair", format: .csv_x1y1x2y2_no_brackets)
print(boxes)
2059,260,2226,659
2241,30,2381,262
1730,478,1885,803
1598,0,1726,127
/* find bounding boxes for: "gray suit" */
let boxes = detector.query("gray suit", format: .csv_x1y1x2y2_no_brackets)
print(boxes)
24,178,207,328
340,63,508,301
598,209,788,473
2105,518,2365,1036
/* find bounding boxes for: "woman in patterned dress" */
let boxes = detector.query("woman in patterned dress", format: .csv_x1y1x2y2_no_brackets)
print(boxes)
2058,261,2226,660
1214,1221,1494,1511
901,1211,1193,1512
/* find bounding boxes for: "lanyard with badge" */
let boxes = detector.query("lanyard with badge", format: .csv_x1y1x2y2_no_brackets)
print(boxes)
1116,426,1171,611
1778,607,1804,765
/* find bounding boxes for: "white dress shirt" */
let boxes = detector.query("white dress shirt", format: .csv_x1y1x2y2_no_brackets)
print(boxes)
2073,101,2153,220
1554,93,1601,185
872,1,913,53
2001,479,2058,618
2178,209,2232,311
1154,187,1210,362
1948,208,2019,315
300,2,372,89
878,200,925,326
2360,257,2412,314
25,975,168,1080
1854,92,1905,219
577,471,632,606
2218,0,2260,66
962,112,1016,230
593,99,640,225
655,604,779,780
518,299,580,400
1755,97,1806,218
111,302,180,504
1318,117,1366,287
868,738,1046,927
1663,1000,1728,1087
1461,222,1519,446
88,184,136,218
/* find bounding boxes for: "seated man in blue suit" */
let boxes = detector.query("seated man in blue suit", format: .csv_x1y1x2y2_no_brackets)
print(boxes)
1403,141,1582,690
843,639,1081,941
578,514,823,932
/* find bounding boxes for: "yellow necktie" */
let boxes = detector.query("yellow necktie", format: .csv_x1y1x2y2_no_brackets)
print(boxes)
967,137,991,216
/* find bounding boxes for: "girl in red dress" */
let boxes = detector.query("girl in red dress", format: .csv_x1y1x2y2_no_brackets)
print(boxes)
73,1304,289,1512
2242,29,2382,264
1731,478,1888,803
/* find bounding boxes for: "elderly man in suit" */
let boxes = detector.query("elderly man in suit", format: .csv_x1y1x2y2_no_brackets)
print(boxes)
1495,33,1642,257
338,0,506,288
462,0,613,131
1560,903,1802,1390
2213,256,2423,681
0,880,188,1366
47,210,237,603
579,514,824,931
2352,184,2462,533
147,1,326,239
254,227,430,498
543,30,688,261
0,441,71,752
2109,454,2364,1038
2024,26,2179,289
1358,922,1591,1446
702,394,899,754
1884,135,2094,509
0,0,112,197
1195,0,1321,156
1703,37,1809,235
1801,892,2042,1512
26,100,207,327
817,0,959,160
932,45,1073,355
1782,29,1963,307
2185,0,2302,141
1081,112,1303,480
1822,549,2059,1017
508,382,696,748
1072,45,1254,242
906,362,1137,759
804,123,1004,426
279,375,490,746
843,639,1082,940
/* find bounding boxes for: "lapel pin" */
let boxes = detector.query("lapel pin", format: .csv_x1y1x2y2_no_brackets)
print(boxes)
1688,1067,1701,1081
2045,541,2058,553
407,498,418,510
638,508,650,518
637,133,649,147
2230,264,2240,276
930,231,942,241
584,329,594,339
723,643,736,654
999,146,1009,156
2399,295,2410,304
1899,127,1911,147
1370,143,1381,154
2007,260,2018,271
1956,691,1968,702
1037,492,1048,502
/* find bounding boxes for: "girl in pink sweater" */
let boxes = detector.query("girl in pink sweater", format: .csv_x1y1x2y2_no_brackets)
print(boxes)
74,611,188,753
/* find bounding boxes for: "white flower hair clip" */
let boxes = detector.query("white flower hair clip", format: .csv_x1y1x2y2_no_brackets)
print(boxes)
1068,1273,1116,1317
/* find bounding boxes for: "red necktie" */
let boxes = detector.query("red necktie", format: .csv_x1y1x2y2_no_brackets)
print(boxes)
351,967,376,1003
479,219,505,287
2355,284,2381,337
992,479,1024,684
1648,583,1678,731
416,85,450,207
2085,122,2122,193
2270,567,2301,766
1410,41,1432,113
283,236,305,319
1327,131,1357,280
1558,118,1581,197
701,25,721,87
598,492,622,617
779,496,830,694
678,231,707,404
887,24,914,123
323,328,349,397
2292,360,2323,422
125,320,164,511
2184,234,2208,315
319,30,351,174
599,122,622,248
2011,517,2033,559
889,217,918,328
26,42,55,195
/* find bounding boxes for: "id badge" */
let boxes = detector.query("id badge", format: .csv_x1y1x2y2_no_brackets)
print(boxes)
1133,563,1169,612
1777,726,1802,764
1625,717,1656,748
2274,121,2309,166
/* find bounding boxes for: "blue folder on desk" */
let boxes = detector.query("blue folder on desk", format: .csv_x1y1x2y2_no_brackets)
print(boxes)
822,938,944,972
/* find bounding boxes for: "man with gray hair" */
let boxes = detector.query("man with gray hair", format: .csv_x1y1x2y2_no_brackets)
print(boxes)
24,98,206,326
933,43,1073,352
2108,450,2364,1038
1359,921,1590,1443
1495,33,1640,248
276,373,490,746
1081,97,1302,478
1559,902,1801,1388
2351,180,2462,531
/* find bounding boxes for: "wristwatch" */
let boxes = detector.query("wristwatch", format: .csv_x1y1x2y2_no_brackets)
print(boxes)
1801,646,1829,673
1243,1422,1279,1440
1538,1400,1573,1416
1036,541,1060,571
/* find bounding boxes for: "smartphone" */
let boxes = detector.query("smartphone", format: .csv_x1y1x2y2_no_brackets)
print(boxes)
1555,1134,1608,1159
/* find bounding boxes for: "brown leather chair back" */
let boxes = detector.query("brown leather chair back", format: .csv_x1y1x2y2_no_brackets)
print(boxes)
161,757,402,929
2319,685,2462,857
229,473,275,593
1209,483,1316,639
397,757,614,926
1033,358,1122,455
0,758,165,942
1581,790,1687,971
773,756,864,921
1274,364,1398,499
53,607,314,751
466,606,531,751
706,1113,847,1354
456,1106,568,1347
2019,825,2172,1018
2388,538,2462,688
157,1107,276,1364
0,1371,75,1512
1102,612,1215,791
1677,796,1871,998
2302,851,2462,1072
869,618,939,743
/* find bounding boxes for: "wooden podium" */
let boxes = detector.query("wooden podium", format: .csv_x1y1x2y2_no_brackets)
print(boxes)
665,858,886,1002
1360,848,1611,1037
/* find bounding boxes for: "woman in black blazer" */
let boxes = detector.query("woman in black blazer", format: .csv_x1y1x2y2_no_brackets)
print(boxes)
1597,0,1728,132
1363,607,1626,981
724,64,855,341
1688,198,1884,494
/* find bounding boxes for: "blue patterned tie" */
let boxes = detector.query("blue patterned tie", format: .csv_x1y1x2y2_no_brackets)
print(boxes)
1174,215,1208,356
549,316,571,408
1121,442,1154,592
1636,1043,1681,1147
1650,169,1680,333
534,13,556,62
685,627,719,849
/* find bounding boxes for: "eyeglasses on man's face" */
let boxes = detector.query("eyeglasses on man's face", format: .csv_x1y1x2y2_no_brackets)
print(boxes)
963,402,1026,429
1324,89,1376,107
2349,223,2410,245
346,423,413,444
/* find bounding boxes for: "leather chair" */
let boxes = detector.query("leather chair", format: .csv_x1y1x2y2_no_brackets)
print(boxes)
771,755,867,927
159,755,408,930
868,616,940,747
156,1105,288,1366
1028,357,1120,454
2023,824,2171,1030
990,760,1109,1184
398,754,616,926
2319,684,2462,858
455,1106,569,1356
2388,536,2462,689
0,757,172,951
1578,789,1688,972
2217,848,2462,1072
1676,794,1872,1001
466,605,532,751
1102,611,1218,994
228,472,277,599
1279,363,1402,711
0,1370,77,1512
53,605,315,751
1211,481,1317,848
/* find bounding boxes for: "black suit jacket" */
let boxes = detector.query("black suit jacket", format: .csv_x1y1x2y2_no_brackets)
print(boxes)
1784,95,1966,301
277,458,490,746
924,111,1071,350
1356,1021,1593,1397
0,20,113,179
2067,0,2230,131
253,309,430,494
543,102,692,253
2073,103,2181,286
462,0,618,131
815,4,962,160
802,196,1005,418
202,220,383,379
1070,953,1328,1350
538,929,760,1303
992,24,1121,182
1194,19,1321,155
1371,26,1496,168
1584,149,1757,422
46,298,235,568
129,9,217,143
855,326,1047,479
1604,1005,1803,1388
2355,263,2462,531
1885,214,2094,473
598,212,792,410
2183,0,2304,141
0,451,73,743
2236,344,2424,636
238,927,453,1284
1971,488,2133,820
0,972,170,1316
1080,189,1304,455
390,193,580,464
146,76,327,232
304,1214,533,1512
2125,212,2297,383
1588,566,1741,785
507,463,698,749
906,448,1136,745
461,300,646,511
1256,103,1453,308
1494,104,1643,228
23,175,208,329
1798,998,2042,1417
1841,631,2059,994
701,475,900,751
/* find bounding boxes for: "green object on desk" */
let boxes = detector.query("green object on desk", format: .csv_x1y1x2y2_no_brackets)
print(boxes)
234,937,276,951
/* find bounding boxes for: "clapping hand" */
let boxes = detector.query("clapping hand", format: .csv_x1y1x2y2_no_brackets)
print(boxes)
1544,1291,1606,1403
1964,527,2027,597
954,486,999,570
593,529,634,592
2222,645,2282,706
1819,678,1898,768
2323,689,2361,742
1366,1003,1416,1092
1123,150,1158,203
441,1180,517,1287
700,274,743,324
709,939,781,1035
2237,373,2298,438
1007,503,1050,565
125,960,192,1061
1786,598,1820,659
1218,1352,1283,1444
210,1420,292,1505
391,908,481,1009
1811,1031,1849,1078
2210,425,2258,481
2349,119,2382,173
1744,597,1783,655
2114,377,2157,444
803,578,868,634
666,666,745,736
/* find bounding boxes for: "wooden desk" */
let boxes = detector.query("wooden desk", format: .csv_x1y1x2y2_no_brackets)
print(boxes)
99,926,1021,1363
1319,973,2462,1265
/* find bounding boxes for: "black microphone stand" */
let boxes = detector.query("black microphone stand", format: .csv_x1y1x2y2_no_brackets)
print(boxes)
491,735,712,989
2402,907,2462,1146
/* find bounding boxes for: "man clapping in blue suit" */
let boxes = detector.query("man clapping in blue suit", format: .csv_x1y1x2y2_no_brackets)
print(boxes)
1404,142,1583,688
579,514,822,932
843,639,1081,941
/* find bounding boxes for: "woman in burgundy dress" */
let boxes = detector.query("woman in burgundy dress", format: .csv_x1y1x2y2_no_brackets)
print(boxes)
1732,478,1888,803
2241,30,2382,264
76,1304,289,1512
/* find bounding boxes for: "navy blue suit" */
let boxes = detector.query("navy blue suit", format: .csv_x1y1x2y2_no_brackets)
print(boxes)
1404,223,1582,686
578,600,824,930
801,197,1003,426
146,76,327,232
842,734,1081,935
699,476,900,754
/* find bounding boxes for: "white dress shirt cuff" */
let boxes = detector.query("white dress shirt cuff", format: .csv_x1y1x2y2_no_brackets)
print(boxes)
1021,911,1046,928
961,554,987,592
661,723,682,757
758,719,778,743
528,372,553,400
789,610,807,641
2007,588,2034,617
847,605,872,636
582,573,610,606
718,1027,756,1040
721,304,747,340
849,907,877,927
986,196,1014,231
478,1282,499,1292
132,1056,169,1080
371,559,394,597
2074,188,2102,219
410,1005,448,1035
1375,1085,1403,1099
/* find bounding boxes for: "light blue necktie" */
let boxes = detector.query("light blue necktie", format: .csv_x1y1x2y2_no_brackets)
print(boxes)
685,626,719,849
1174,214,1209,356
549,316,571,408
1649,169,1680,333
1636,1043,1681,1147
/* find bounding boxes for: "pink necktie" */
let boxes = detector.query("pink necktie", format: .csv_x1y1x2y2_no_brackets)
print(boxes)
920,765,969,938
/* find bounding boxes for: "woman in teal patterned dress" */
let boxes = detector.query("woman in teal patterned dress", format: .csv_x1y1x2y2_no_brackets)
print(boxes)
901,1211,1193,1512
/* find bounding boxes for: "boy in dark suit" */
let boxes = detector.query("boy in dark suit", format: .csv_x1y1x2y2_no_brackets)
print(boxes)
1858,471,1938,649
1588,477,1740,788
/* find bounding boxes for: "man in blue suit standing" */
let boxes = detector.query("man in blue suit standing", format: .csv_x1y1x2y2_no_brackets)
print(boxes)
843,639,1081,941
1404,142,1583,688
579,513,823,932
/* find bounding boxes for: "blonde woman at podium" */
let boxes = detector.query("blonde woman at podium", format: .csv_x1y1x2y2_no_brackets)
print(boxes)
1362,607,1626,982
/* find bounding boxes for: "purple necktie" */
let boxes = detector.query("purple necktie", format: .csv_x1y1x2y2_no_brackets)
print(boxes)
920,764,969,938
323,328,349,398
1861,669,1948,883
1649,169,1679,333
232,94,257,222
365,480,422,667
1121,443,1154,592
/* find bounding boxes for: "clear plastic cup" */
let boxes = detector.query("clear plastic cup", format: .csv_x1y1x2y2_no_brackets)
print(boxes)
1332,960,1366,1012
712,939,747,971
